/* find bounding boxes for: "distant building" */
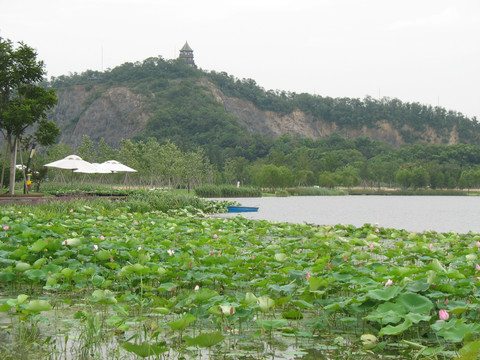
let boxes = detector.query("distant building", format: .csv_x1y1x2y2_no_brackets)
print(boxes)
179,41,196,68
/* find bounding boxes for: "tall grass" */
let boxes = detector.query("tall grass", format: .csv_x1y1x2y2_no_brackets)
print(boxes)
9,190,226,215
195,184,261,198
285,187,348,196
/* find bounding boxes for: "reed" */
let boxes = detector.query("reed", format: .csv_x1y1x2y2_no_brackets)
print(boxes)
195,184,261,198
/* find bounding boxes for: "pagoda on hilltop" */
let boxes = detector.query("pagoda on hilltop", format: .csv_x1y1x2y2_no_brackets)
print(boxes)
179,41,196,68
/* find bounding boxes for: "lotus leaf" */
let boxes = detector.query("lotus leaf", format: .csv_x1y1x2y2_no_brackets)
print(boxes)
0,271,16,282
378,318,413,336
25,299,52,313
185,331,225,348
395,292,433,314
256,319,287,330
122,342,168,357
405,313,431,324
167,313,196,330
91,289,117,305
429,259,446,273
308,276,327,291
282,310,303,320
406,278,430,292
432,319,480,343
367,286,401,301
15,262,31,272
364,302,405,324
153,307,169,314
30,239,47,253
194,288,218,302
26,269,46,282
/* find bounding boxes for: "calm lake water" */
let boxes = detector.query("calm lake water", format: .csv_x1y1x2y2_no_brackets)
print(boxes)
213,196,480,234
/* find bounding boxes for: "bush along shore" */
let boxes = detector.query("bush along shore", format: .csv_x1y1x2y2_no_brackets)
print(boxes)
0,191,480,359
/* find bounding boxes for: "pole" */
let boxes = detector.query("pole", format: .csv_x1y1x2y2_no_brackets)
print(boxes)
24,145,36,194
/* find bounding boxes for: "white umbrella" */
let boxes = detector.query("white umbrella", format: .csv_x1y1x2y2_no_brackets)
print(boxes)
74,163,111,174
44,155,98,182
45,155,96,171
100,160,137,173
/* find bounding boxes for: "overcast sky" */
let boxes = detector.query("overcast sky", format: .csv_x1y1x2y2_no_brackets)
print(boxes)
1,0,479,119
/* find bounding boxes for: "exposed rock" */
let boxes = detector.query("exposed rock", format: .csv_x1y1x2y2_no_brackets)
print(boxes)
47,79,460,149
50,85,151,148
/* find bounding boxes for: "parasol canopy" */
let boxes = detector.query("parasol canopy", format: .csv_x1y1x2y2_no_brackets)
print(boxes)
74,163,111,174
100,160,137,173
44,155,98,172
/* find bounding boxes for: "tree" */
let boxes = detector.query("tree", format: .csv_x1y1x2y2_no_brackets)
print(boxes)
0,38,58,194
77,134,96,162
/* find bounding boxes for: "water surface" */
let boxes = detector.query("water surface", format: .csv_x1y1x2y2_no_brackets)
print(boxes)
214,196,480,233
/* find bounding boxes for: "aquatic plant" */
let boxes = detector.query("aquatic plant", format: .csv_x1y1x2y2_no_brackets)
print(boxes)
0,200,480,358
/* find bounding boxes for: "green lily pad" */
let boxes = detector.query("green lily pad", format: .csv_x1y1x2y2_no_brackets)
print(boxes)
396,292,433,314
185,331,225,348
25,299,52,313
122,342,168,357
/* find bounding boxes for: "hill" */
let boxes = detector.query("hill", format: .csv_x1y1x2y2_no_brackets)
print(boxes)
45,56,480,155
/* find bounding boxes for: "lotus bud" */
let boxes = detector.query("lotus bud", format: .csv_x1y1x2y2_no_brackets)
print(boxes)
439,309,449,321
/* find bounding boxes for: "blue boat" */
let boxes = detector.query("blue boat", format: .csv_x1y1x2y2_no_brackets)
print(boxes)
227,205,259,213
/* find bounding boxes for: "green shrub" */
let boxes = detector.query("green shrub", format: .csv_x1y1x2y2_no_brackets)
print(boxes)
195,184,261,198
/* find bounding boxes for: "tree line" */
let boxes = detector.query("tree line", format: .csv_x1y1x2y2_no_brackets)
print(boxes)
22,134,480,192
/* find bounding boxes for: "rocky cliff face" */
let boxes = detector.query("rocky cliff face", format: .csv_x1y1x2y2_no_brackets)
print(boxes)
206,81,459,147
50,85,151,148
48,80,459,149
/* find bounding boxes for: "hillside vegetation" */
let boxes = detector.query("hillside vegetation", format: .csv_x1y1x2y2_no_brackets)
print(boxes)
36,56,480,190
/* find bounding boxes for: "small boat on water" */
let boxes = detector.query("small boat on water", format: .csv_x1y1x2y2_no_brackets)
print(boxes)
227,205,259,213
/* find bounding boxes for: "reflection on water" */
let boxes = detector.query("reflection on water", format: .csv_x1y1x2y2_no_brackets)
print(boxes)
213,195,480,233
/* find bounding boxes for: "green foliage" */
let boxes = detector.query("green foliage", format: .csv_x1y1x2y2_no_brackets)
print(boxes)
195,184,261,198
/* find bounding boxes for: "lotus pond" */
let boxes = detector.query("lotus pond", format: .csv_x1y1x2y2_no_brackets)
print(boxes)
1,201,480,359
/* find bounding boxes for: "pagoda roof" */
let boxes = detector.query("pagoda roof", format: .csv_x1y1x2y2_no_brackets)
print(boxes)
180,41,193,52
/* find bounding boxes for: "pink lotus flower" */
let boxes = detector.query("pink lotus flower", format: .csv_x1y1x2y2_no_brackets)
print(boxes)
439,309,449,321
429,243,433,249
69,209,73,213
194,285,200,291
343,255,347,261
445,298,449,305
100,235,105,240
476,263,480,271
3,225,9,231
306,273,311,279
230,307,234,314
375,228,379,233
213,234,218,239
110,257,114,262
93,244,98,251
189,262,193,268
359,263,363,267
134,221,139,225
63,240,68,246
171,286,175,291
385,279,393,287
369,244,374,250
476,241,480,247
251,254,255,260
